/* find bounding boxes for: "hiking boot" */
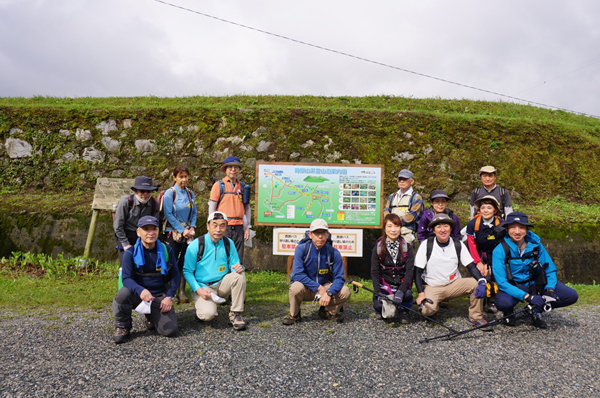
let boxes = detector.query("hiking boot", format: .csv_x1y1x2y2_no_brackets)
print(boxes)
440,299,450,308
398,310,410,325
486,303,498,314
469,317,493,332
318,306,329,320
532,313,548,329
229,311,247,331
144,316,155,331
318,306,344,323
282,312,301,325
113,327,131,344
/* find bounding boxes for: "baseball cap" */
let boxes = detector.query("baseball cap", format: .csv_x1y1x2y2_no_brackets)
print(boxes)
138,215,159,228
207,211,228,222
397,169,414,179
309,218,329,232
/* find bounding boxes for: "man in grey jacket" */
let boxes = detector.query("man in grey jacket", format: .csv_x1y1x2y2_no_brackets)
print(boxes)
113,176,160,264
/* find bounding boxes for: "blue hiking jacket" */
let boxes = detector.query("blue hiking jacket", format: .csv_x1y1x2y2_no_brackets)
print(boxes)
492,230,557,301
291,237,345,295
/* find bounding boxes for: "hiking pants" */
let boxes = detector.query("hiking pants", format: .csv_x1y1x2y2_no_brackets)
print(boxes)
226,224,245,264
421,278,484,320
495,281,578,313
288,281,350,316
191,272,246,321
112,287,178,337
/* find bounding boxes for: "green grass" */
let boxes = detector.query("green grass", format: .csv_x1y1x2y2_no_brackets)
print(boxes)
0,253,596,311
1,95,598,127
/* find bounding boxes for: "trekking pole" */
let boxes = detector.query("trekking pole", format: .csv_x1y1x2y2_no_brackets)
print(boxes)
419,305,533,344
348,280,458,333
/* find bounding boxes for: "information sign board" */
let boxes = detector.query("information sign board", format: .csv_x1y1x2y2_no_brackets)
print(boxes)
255,162,383,228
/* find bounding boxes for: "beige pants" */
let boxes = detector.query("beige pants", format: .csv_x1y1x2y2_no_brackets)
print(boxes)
192,272,246,321
289,281,350,316
421,278,484,320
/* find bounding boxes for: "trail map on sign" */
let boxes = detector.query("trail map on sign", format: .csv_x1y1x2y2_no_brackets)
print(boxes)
255,162,383,227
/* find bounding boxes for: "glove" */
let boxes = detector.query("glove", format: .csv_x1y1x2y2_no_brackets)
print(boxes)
393,289,405,306
525,294,546,313
543,289,557,299
474,280,487,299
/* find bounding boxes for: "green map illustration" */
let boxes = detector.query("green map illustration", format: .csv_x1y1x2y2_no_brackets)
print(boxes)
256,164,382,226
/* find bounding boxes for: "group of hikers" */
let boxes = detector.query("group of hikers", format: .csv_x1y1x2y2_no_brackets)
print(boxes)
111,159,578,344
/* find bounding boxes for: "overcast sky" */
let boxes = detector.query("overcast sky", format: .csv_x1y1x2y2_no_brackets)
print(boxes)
1,0,599,117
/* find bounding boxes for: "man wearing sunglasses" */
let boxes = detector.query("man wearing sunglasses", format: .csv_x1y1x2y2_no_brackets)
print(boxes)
113,176,160,264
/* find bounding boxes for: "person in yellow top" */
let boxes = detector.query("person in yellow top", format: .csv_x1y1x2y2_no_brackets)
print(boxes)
209,157,251,263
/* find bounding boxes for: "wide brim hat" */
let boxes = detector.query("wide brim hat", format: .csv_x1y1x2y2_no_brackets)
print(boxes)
500,212,534,229
474,195,500,210
221,156,243,172
428,213,456,229
130,176,158,191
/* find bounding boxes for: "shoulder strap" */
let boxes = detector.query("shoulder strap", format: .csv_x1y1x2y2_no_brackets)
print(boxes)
474,214,482,231
218,180,226,204
196,236,206,263
223,237,231,266
128,194,135,212
452,237,461,260
426,236,435,264
501,240,514,282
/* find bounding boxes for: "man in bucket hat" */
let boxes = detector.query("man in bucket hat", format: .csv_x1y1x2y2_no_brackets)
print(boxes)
414,213,491,330
492,212,578,328
209,156,252,264
113,176,160,264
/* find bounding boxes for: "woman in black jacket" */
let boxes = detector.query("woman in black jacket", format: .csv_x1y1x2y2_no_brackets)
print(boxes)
371,213,415,323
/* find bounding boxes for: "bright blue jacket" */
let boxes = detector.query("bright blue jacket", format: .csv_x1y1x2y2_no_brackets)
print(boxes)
183,234,241,292
291,238,345,295
492,230,557,301
163,185,197,233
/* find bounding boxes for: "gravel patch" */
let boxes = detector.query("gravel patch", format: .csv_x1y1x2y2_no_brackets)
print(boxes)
1,302,599,397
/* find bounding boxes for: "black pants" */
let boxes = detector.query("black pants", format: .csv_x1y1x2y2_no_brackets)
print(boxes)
226,224,245,264
112,287,177,337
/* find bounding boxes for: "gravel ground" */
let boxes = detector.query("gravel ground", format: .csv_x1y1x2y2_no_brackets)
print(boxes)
1,301,599,398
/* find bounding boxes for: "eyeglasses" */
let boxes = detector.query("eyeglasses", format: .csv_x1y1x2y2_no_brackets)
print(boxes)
138,190,153,194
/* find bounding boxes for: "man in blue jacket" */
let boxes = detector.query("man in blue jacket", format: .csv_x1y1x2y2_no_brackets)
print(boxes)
184,211,247,331
282,219,350,325
112,216,179,344
492,212,578,328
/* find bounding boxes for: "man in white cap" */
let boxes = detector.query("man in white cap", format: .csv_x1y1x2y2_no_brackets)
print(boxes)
282,219,350,325
183,211,247,331
469,165,513,218
384,169,423,245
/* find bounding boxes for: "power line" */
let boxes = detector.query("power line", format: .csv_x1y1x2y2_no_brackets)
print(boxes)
151,0,599,119
513,59,600,95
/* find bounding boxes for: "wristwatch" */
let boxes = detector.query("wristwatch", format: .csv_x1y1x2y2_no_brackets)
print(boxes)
326,290,334,297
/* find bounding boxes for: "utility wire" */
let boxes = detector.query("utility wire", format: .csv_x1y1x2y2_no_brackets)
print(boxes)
152,0,598,118
513,59,600,95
